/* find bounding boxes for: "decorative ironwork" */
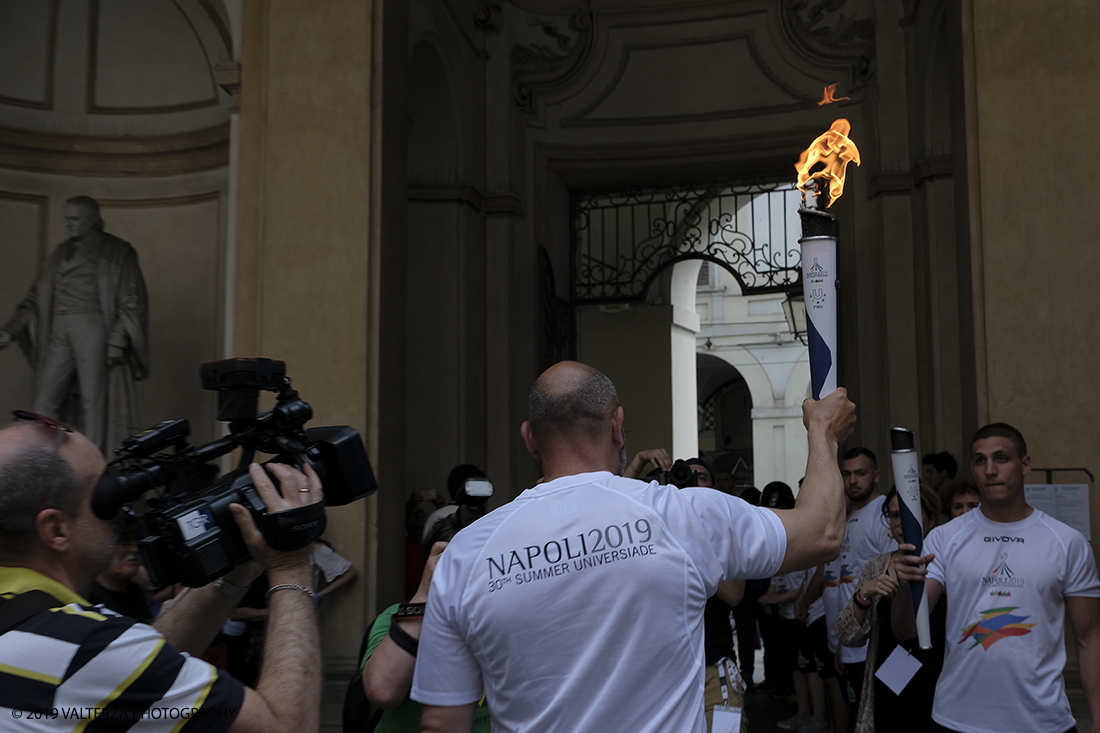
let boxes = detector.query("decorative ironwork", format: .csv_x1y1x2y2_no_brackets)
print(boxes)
571,179,804,303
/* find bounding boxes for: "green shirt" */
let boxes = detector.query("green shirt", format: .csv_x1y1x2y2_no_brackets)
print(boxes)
363,604,490,733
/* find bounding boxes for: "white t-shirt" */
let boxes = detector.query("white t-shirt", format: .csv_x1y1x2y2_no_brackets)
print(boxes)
310,543,352,591
823,494,895,661
411,471,787,733
925,507,1100,733
775,569,808,621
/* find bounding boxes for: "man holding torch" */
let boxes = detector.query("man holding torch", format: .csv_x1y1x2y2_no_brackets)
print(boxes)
892,423,1100,733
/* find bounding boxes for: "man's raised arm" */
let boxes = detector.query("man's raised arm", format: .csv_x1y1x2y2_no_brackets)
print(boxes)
772,389,856,573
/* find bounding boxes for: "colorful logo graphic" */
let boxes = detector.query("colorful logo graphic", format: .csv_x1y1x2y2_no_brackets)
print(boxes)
806,258,828,280
824,565,854,588
904,465,918,481
958,606,1035,650
982,553,1025,588
988,590,1012,598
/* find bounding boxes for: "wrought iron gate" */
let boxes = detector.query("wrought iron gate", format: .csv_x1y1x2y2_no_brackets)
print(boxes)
571,179,804,304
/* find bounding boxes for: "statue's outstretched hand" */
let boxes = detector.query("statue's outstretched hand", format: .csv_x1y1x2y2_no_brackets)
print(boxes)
0,331,11,350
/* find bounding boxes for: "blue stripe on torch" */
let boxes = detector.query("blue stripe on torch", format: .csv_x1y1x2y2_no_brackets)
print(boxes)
807,314,833,400
898,497,925,612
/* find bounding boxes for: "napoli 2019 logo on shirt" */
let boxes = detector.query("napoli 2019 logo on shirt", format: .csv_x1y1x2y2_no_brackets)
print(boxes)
824,565,854,588
958,606,1036,650
982,553,1025,588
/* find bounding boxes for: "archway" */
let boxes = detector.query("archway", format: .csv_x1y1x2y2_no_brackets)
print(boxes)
697,353,754,488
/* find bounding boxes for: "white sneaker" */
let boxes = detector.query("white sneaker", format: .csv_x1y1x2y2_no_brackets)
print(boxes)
797,718,829,733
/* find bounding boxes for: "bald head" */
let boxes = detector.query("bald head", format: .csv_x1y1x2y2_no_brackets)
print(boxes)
528,362,620,441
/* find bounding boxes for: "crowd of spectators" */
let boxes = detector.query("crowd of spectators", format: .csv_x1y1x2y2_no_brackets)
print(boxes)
1,363,1096,733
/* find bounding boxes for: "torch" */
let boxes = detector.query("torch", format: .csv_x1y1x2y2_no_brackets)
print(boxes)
889,427,932,650
794,118,860,399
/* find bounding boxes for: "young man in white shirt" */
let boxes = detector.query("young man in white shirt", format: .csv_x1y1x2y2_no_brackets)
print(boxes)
894,423,1100,733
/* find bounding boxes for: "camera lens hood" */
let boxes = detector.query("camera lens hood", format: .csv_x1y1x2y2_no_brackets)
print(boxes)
259,503,327,552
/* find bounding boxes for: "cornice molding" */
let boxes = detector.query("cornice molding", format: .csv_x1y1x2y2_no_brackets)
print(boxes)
0,122,229,177
97,191,222,209
867,156,953,198
408,183,525,216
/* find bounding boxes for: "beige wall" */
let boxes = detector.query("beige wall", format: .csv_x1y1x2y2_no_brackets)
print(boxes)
962,0,1100,532
235,0,381,670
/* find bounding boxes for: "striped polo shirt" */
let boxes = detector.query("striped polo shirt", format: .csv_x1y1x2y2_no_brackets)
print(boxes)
0,567,243,732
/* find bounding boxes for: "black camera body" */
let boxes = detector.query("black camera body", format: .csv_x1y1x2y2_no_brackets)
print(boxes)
421,476,493,559
645,459,698,489
93,358,376,589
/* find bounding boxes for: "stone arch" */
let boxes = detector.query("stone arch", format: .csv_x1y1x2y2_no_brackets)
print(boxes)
697,353,755,486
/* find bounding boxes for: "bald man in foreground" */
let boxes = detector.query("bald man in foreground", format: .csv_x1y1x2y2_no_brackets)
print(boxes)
411,362,856,733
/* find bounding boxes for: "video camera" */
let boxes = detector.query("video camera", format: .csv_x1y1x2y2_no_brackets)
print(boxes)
92,358,376,589
645,459,699,489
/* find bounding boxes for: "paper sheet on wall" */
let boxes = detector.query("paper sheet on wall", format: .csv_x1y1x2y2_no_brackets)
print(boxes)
875,645,922,696
1025,484,1091,540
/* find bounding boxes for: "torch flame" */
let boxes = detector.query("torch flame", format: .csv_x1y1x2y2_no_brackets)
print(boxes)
794,118,861,208
817,83,851,106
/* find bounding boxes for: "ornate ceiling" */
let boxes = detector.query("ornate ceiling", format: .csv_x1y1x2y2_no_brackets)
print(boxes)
0,0,232,175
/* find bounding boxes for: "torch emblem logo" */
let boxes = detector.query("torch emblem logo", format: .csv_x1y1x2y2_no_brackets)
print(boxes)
807,258,828,280
982,553,1025,588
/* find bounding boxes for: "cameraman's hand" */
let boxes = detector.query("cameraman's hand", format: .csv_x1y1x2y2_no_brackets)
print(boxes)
411,541,448,604
229,462,323,572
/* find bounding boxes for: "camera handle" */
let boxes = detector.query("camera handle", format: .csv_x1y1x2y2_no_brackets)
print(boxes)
259,503,327,551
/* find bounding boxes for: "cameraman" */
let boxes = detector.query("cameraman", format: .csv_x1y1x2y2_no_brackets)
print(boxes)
0,416,323,733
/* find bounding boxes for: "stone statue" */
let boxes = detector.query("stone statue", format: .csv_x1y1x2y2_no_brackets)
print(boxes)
0,196,149,453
